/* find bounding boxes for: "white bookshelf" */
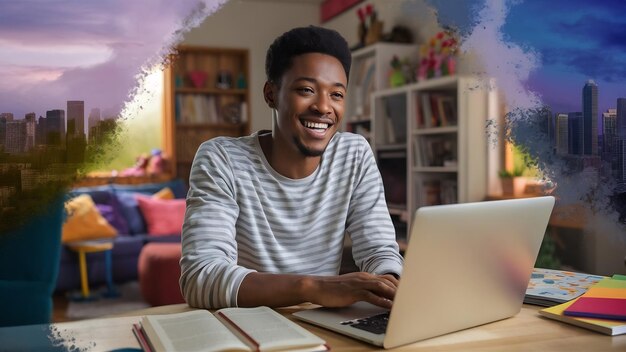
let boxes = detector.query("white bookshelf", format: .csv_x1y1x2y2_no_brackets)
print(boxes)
370,75,496,240
343,42,417,142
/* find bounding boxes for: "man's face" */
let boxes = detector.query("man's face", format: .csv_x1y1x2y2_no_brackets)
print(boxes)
268,52,347,157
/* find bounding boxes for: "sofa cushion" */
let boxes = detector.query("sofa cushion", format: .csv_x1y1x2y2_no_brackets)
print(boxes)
95,203,130,235
70,186,129,235
62,194,117,243
115,190,149,235
136,196,185,236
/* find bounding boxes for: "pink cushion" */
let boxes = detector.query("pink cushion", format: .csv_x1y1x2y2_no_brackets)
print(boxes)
135,196,185,236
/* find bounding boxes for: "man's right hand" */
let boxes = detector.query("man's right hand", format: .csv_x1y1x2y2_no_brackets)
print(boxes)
299,272,399,309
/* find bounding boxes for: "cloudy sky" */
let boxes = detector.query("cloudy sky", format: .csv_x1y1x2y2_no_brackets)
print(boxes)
430,0,626,127
0,0,227,122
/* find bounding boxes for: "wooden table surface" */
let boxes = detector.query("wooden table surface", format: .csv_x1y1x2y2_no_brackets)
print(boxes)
3,303,624,351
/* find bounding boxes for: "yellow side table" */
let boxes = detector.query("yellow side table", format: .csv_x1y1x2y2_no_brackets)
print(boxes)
65,239,118,300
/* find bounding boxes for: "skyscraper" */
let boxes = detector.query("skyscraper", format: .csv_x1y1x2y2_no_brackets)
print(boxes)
618,98,626,139
46,109,65,146
582,80,598,155
88,108,101,140
24,112,36,151
5,120,27,154
67,100,85,137
568,112,583,155
36,116,46,145
603,109,617,163
556,113,569,155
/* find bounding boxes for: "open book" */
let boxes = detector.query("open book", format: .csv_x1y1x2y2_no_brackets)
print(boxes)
133,307,328,352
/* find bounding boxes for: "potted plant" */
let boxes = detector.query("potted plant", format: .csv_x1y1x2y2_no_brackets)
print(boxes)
499,167,527,196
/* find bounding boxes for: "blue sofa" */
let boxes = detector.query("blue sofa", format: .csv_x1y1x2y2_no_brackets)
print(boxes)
55,179,187,292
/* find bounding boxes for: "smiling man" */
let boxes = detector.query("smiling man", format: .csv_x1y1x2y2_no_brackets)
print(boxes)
181,26,403,309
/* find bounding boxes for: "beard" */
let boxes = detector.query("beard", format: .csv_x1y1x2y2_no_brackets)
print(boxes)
293,136,326,157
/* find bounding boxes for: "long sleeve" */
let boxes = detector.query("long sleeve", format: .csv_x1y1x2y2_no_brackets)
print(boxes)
179,141,255,309
345,143,404,277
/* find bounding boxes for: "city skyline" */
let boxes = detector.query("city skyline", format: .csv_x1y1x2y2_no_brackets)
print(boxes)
0,0,228,120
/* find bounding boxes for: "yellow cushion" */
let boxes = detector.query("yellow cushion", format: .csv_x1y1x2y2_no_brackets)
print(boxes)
152,187,174,200
62,194,117,243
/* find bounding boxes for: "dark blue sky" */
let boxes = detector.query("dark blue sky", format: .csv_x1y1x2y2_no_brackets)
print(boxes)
430,0,626,129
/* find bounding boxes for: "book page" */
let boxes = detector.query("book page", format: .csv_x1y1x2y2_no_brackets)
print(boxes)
142,310,250,352
217,307,326,351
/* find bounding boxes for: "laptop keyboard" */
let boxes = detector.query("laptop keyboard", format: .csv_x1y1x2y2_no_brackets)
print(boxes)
342,312,389,335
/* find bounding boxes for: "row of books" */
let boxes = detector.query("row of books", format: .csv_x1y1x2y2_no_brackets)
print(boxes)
415,92,457,129
421,179,457,206
175,94,247,125
413,136,457,168
525,268,626,336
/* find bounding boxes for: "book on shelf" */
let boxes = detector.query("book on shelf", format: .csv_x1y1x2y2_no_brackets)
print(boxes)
562,275,626,321
383,94,407,144
133,307,328,352
176,94,219,124
524,268,606,307
420,180,457,206
417,93,457,128
417,137,456,167
539,298,626,336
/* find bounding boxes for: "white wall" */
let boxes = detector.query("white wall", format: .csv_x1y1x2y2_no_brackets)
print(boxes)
181,0,320,132
321,0,441,49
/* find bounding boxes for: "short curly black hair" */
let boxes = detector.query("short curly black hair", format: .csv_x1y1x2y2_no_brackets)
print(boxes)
265,26,351,84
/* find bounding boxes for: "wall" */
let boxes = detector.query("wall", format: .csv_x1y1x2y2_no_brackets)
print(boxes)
321,0,440,49
181,0,320,132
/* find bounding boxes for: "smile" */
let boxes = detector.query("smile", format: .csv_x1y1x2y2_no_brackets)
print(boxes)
301,120,330,130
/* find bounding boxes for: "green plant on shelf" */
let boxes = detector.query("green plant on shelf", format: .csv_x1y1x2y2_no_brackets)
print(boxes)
498,166,525,178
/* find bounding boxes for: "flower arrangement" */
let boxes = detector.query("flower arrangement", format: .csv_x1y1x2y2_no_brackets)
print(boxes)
356,4,383,47
417,29,459,81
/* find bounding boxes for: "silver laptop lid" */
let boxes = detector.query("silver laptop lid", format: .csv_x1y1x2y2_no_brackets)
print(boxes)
384,196,555,348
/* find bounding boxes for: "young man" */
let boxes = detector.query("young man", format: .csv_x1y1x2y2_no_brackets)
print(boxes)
180,26,403,309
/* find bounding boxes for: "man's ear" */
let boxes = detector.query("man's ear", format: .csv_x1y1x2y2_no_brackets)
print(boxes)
263,81,277,109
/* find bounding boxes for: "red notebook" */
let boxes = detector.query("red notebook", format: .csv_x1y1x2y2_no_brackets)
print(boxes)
564,297,626,321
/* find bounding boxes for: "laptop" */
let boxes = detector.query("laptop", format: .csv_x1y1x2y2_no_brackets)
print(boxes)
293,196,555,349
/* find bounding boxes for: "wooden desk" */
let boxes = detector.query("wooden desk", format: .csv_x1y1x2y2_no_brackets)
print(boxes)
2,304,624,351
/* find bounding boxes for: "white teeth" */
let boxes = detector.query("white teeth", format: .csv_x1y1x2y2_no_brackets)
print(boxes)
303,121,329,129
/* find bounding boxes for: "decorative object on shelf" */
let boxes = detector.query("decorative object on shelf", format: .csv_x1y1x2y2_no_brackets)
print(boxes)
389,56,406,88
216,70,233,89
385,25,413,44
188,70,207,88
236,72,247,89
499,167,527,196
389,55,416,88
174,75,184,88
417,29,459,81
356,4,383,48
146,149,167,176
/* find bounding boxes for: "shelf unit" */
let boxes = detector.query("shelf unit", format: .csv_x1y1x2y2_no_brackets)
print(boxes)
370,75,495,239
163,45,250,184
343,42,417,142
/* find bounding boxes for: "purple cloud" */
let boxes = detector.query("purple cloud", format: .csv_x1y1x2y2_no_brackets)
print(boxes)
0,0,228,119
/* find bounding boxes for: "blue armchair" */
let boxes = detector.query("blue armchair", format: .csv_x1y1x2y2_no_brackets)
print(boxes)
0,197,64,327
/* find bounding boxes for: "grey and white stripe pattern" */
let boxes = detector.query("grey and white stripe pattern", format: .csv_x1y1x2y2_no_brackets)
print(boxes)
180,131,403,309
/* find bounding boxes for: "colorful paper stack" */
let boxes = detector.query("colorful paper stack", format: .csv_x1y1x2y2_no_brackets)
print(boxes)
539,275,626,335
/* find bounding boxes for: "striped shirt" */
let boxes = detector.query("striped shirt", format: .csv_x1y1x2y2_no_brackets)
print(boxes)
180,131,403,309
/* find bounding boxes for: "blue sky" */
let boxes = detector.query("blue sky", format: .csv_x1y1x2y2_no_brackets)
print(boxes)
430,0,626,128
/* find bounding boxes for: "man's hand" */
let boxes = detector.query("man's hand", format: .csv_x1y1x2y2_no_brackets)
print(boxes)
238,272,399,309
301,272,399,309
